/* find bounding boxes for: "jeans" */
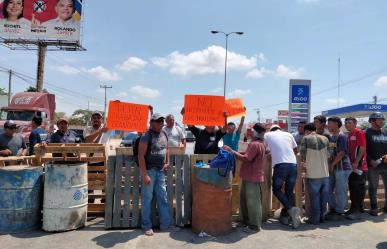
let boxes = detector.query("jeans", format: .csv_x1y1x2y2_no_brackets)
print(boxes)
272,163,298,210
328,169,352,214
141,168,171,230
368,164,387,209
348,172,366,211
307,177,329,222
240,180,262,228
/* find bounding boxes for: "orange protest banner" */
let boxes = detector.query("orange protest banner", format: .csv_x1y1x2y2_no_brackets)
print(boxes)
107,101,149,132
183,95,225,126
225,98,246,118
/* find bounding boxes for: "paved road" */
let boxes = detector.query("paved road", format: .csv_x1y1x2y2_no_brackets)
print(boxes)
2,214,387,249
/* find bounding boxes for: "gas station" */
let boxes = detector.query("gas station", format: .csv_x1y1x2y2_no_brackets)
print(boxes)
321,103,387,118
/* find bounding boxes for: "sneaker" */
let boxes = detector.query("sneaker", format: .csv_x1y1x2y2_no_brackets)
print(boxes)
288,207,301,229
279,215,290,225
369,208,379,216
326,212,344,221
242,225,260,234
144,229,154,236
344,208,355,216
346,211,361,220
304,217,319,225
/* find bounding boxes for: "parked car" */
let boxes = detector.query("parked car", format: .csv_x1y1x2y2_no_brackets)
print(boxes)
120,132,138,147
185,130,195,142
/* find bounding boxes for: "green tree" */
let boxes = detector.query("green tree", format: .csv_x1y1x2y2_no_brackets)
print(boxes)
54,112,66,123
25,86,49,93
68,109,96,126
0,88,7,96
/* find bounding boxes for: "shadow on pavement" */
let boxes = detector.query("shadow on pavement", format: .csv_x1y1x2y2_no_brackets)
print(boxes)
376,241,387,249
169,226,253,245
91,230,141,248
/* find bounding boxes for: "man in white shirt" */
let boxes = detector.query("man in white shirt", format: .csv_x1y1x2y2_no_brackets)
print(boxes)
162,114,186,148
264,125,301,228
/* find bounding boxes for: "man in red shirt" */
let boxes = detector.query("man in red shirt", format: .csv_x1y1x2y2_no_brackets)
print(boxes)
224,123,267,233
344,117,367,220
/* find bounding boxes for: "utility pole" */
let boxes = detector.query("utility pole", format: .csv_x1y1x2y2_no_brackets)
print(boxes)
36,43,47,92
100,84,112,122
8,70,12,105
373,95,377,104
87,100,90,111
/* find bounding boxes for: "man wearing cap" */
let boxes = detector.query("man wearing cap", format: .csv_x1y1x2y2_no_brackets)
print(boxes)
84,112,109,144
0,120,27,157
49,118,79,143
366,112,387,216
138,113,177,236
264,124,301,228
224,123,267,233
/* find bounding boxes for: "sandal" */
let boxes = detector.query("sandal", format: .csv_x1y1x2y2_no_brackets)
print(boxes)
144,229,154,236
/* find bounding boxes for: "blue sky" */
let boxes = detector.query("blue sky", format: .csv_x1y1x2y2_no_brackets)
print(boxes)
1,0,387,123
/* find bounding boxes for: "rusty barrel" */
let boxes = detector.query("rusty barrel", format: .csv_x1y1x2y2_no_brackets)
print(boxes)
43,162,88,232
0,165,43,233
192,166,232,235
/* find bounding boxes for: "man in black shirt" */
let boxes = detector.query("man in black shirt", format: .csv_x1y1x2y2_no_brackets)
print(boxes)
189,125,226,154
366,112,387,216
181,107,226,154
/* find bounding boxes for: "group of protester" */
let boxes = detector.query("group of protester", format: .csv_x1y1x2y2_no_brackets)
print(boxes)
0,109,386,236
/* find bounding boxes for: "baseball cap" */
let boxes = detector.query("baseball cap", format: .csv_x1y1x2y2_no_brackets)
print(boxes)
91,112,103,118
4,120,18,129
57,117,69,124
151,113,165,121
270,124,281,131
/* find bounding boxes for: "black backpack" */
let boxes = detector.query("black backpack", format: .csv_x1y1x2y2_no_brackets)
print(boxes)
132,130,168,166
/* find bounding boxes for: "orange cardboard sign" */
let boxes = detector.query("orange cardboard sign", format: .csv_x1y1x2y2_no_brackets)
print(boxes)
225,98,246,118
107,101,149,132
183,95,225,126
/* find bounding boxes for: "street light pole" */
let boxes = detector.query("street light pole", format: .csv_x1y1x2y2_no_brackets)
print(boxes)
211,30,244,98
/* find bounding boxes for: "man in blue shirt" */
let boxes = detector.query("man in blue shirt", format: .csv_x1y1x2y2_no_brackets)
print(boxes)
326,116,352,220
223,116,245,151
49,118,79,143
29,116,48,155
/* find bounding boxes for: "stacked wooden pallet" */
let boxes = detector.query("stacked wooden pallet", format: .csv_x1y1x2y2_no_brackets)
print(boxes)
34,143,107,216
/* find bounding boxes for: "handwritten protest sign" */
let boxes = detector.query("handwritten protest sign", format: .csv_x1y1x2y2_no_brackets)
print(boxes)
183,95,225,126
107,101,149,132
225,98,246,118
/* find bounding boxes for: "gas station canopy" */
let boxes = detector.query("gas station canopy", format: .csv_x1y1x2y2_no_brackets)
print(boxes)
322,104,387,118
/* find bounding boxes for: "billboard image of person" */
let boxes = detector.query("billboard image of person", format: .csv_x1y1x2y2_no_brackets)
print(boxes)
0,0,31,36
0,0,82,43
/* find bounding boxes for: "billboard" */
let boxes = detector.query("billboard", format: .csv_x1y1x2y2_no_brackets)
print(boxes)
0,0,82,42
288,79,311,133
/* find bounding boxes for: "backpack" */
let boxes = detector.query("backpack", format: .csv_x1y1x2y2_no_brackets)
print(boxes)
133,130,168,166
210,148,236,177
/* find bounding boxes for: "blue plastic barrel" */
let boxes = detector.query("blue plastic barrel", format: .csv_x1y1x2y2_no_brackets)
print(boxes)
0,165,43,233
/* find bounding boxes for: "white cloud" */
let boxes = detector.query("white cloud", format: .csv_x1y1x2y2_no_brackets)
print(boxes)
246,67,272,79
117,92,128,97
210,88,223,93
117,57,147,72
275,64,304,78
52,65,81,75
152,45,257,75
375,76,387,88
88,66,121,81
326,98,346,105
228,89,252,97
129,85,160,98
257,52,266,62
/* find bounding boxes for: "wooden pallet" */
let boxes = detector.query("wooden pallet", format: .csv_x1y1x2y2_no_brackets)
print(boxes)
0,156,36,167
105,147,191,229
34,143,107,216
